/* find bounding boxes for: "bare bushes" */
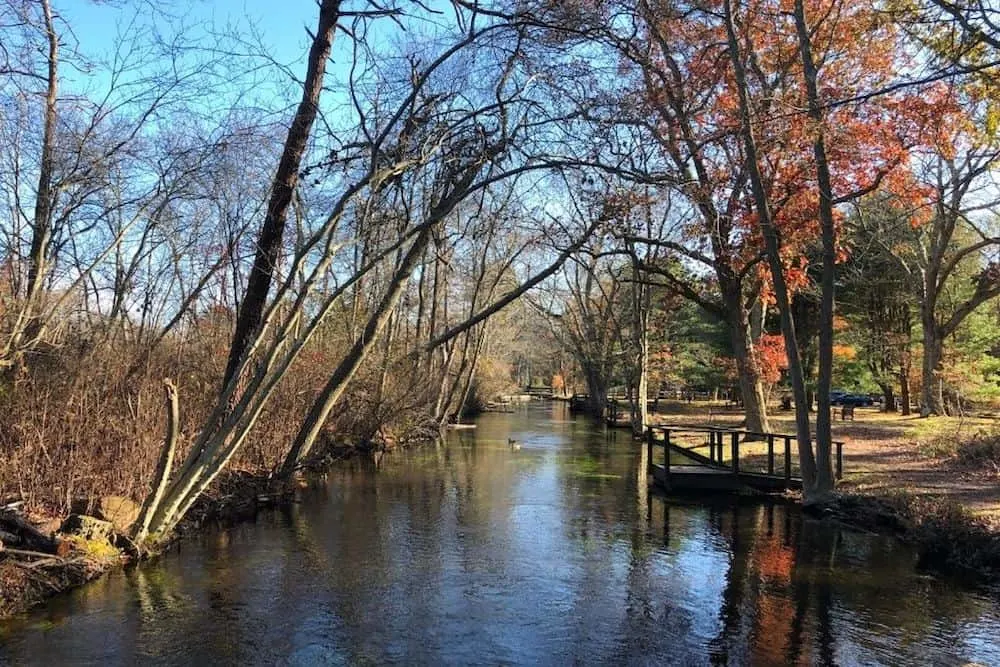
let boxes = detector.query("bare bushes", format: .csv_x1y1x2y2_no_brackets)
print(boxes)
0,328,225,516
956,432,1000,475
309,352,443,456
462,358,518,416
0,313,446,519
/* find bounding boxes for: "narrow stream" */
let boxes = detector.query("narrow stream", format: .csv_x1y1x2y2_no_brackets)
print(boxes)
2,402,999,665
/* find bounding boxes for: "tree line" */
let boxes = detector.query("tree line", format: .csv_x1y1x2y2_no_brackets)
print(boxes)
1,0,999,548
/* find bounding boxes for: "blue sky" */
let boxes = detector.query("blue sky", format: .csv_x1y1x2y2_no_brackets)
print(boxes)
50,1,443,125
60,0,318,63
55,0,323,109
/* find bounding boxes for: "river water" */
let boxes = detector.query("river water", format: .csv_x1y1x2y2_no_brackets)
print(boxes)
2,402,1000,665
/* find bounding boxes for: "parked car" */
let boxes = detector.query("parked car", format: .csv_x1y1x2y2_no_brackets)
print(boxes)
828,391,873,406
839,393,874,407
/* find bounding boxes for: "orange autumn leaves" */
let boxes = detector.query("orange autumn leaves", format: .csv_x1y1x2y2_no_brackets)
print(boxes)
631,0,952,297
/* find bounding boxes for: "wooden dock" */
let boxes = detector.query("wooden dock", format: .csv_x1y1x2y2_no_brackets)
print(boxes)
646,425,843,494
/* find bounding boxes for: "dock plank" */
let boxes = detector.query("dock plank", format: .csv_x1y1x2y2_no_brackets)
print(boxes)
650,464,802,492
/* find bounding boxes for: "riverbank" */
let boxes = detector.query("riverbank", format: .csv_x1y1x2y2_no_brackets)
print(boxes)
0,434,429,620
810,492,1000,581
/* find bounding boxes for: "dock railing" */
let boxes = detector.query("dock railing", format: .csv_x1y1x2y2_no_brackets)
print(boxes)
646,424,844,485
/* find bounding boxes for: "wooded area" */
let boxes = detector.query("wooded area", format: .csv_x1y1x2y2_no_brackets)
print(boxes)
2,0,1000,551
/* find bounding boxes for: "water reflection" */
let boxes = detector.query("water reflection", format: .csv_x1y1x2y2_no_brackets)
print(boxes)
1,402,999,665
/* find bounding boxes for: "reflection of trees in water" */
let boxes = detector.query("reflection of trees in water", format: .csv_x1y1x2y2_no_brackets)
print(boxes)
663,498,999,665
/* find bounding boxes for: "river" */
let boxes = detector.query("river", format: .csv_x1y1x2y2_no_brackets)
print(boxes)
1,402,999,665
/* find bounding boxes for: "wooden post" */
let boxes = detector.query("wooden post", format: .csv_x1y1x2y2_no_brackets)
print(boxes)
665,429,672,486
731,431,739,474
646,428,654,476
836,441,843,480
767,434,775,475
784,436,792,481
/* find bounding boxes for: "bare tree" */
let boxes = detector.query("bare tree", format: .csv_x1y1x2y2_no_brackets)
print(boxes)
132,1,606,546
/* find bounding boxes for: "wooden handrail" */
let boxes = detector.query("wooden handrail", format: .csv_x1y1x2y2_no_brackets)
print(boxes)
647,423,845,483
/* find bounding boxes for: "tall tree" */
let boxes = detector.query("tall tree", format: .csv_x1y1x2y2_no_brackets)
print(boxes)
719,0,925,498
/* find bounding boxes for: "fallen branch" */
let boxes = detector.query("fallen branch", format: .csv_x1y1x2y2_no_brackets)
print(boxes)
0,510,56,553
2,547,62,560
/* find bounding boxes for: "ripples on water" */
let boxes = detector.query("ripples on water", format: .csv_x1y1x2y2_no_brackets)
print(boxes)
2,403,1000,665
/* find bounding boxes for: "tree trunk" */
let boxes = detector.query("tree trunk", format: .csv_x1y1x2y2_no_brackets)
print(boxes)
899,351,912,416
454,326,488,421
920,310,945,416
433,343,458,422
793,292,819,413
631,258,650,436
793,0,836,497
279,225,432,477
222,0,341,390
583,365,608,419
5,0,59,366
723,0,817,491
878,381,896,413
726,292,771,434
133,380,180,545
26,0,58,307
635,331,649,435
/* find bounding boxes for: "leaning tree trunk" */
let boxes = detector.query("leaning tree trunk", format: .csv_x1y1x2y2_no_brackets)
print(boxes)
222,0,341,390
279,225,433,478
724,0,817,492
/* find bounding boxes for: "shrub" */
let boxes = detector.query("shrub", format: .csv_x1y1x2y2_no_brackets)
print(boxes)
956,432,1000,475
